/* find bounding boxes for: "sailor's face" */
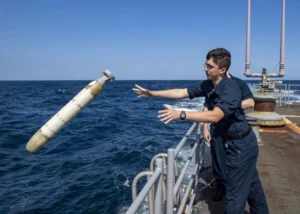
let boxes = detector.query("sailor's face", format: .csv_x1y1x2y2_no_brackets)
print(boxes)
204,58,220,81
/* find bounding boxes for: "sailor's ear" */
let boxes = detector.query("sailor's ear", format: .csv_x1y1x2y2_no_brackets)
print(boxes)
220,68,227,75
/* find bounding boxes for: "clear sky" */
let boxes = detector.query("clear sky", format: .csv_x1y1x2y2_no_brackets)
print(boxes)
1,0,299,80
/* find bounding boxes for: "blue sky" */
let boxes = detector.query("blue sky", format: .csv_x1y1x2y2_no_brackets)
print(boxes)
1,0,299,80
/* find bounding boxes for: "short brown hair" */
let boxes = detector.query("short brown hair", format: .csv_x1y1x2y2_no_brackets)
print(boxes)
206,48,231,71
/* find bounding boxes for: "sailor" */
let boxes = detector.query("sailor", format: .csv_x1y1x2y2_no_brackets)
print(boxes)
133,48,269,213
202,72,255,201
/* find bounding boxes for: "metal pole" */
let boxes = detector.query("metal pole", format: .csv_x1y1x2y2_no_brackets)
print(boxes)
149,153,167,209
288,84,290,103
147,175,155,214
174,142,198,198
285,84,287,105
245,0,251,76
167,148,175,214
280,96,282,106
132,171,153,200
175,122,197,156
177,165,198,214
163,178,167,208
162,157,167,205
155,158,163,214
279,0,286,76
150,153,168,172
187,194,196,214
126,169,161,214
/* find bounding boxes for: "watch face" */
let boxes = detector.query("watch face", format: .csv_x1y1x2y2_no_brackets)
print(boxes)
180,111,186,120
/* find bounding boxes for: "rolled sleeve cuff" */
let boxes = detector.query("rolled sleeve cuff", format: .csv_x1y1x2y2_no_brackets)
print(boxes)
187,86,195,99
243,93,254,100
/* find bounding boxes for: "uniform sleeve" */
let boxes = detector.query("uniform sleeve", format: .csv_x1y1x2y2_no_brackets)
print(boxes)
187,82,206,99
214,82,242,119
203,96,209,108
237,79,254,100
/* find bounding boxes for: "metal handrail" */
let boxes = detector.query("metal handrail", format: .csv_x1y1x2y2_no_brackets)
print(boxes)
126,158,164,214
187,193,196,214
249,83,300,106
171,124,204,214
150,153,167,173
175,122,197,156
149,153,180,210
166,148,175,214
131,171,154,214
287,84,300,104
127,122,205,214
177,164,198,214
173,140,198,198
132,171,153,200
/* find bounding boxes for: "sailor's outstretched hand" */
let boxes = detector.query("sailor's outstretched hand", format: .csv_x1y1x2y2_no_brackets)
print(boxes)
132,84,152,98
158,104,180,124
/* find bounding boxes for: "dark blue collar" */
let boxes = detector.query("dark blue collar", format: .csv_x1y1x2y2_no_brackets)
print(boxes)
214,75,229,95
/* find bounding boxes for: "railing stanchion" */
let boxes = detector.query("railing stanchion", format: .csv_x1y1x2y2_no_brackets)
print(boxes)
127,122,212,214
155,158,163,214
284,83,287,105
126,170,161,214
288,84,290,103
167,148,175,214
148,175,154,214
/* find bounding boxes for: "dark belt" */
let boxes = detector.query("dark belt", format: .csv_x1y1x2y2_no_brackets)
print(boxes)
226,126,251,140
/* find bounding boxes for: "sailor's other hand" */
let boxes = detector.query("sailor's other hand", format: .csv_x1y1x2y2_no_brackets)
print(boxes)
158,104,180,124
132,84,152,98
203,128,211,143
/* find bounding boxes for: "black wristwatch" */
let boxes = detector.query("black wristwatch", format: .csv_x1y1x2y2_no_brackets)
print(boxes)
180,111,186,120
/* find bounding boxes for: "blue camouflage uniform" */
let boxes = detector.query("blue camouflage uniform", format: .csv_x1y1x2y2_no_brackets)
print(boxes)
187,75,269,214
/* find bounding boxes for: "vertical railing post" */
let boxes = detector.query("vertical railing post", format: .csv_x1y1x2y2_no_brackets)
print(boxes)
162,157,167,204
155,158,163,214
147,175,154,214
288,84,290,103
280,96,282,106
166,148,175,214
127,122,205,214
284,83,287,105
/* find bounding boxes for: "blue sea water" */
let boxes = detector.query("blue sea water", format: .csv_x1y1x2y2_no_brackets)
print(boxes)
1,80,300,214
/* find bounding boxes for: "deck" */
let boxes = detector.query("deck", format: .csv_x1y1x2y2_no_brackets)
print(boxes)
257,104,300,214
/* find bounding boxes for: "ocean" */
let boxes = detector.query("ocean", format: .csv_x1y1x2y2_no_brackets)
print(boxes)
1,80,300,214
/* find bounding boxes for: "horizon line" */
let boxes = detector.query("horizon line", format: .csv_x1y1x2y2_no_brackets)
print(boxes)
1,79,300,81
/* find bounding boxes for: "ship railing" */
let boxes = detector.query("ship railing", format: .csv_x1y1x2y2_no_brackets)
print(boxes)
126,122,205,214
248,83,288,106
127,158,164,214
287,84,300,104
